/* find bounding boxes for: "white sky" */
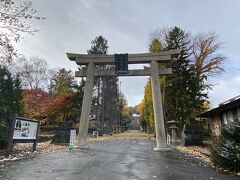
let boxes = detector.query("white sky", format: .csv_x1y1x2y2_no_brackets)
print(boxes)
16,0,240,108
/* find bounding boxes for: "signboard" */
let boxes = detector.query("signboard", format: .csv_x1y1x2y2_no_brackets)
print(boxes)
114,53,128,74
69,129,77,146
13,118,38,140
6,116,39,156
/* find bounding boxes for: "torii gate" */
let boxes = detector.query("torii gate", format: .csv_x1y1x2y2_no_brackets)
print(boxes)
66,49,180,151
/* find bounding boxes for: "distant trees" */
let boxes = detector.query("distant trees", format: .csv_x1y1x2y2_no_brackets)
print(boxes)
17,56,50,89
47,68,83,123
87,35,121,134
137,27,225,132
50,68,75,96
119,93,132,129
18,66,84,125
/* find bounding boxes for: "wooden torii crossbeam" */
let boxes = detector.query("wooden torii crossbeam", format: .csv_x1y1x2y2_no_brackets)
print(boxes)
67,49,180,151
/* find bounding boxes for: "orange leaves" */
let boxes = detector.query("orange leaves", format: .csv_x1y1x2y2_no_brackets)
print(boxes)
46,92,75,122
22,88,51,119
51,92,74,112
22,88,75,122
192,32,225,77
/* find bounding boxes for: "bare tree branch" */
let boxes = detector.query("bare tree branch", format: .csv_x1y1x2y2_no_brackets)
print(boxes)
192,32,226,78
0,0,45,64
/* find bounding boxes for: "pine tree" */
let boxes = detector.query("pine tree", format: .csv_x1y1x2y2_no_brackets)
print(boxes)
164,27,203,128
87,36,108,55
211,119,240,172
0,66,23,148
141,27,207,133
87,36,119,134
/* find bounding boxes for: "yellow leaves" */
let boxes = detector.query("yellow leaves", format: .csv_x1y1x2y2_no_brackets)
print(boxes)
136,99,144,115
202,101,211,111
122,107,131,117
149,38,162,53
142,79,154,130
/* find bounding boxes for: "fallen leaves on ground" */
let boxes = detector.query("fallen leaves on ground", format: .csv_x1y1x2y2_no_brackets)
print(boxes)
176,146,240,176
0,141,66,166
176,146,212,164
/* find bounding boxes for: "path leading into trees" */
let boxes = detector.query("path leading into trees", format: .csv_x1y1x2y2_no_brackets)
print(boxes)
0,131,238,180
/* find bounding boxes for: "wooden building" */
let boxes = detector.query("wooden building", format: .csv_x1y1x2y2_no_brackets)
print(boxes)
197,95,240,137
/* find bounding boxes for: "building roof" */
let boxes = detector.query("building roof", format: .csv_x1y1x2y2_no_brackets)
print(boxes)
198,95,240,118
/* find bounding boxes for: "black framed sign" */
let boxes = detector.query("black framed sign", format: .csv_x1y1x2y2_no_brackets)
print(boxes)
6,116,39,156
13,117,38,140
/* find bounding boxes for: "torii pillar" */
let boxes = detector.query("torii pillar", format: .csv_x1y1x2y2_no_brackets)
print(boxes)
77,62,95,147
151,60,168,150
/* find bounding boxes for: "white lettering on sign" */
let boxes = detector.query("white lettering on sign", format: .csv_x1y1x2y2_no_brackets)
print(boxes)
69,129,76,146
13,119,38,140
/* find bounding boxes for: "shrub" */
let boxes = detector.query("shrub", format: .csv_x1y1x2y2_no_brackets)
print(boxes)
211,119,240,172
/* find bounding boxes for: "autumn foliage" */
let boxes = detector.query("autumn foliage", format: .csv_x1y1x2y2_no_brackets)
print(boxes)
22,88,77,123
22,88,51,119
47,92,75,123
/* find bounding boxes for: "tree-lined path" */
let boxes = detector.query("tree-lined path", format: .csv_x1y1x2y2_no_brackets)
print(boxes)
0,131,237,180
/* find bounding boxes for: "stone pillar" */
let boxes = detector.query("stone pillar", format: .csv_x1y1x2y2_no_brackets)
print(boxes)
171,128,177,143
77,62,95,147
150,60,168,151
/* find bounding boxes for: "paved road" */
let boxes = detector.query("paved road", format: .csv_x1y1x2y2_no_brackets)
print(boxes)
0,138,238,180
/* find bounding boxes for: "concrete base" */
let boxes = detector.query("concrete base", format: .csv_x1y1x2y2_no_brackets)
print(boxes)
153,147,172,151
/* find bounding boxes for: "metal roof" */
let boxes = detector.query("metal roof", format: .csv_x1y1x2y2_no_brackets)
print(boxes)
198,95,240,118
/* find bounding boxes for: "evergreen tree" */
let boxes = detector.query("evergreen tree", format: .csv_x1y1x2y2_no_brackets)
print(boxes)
211,119,240,172
0,66,23,148
164,27,203,128
141,27,208,133
87,36,108,55
87,35,119,134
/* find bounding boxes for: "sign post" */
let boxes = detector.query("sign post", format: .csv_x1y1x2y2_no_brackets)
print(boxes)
69,129,77,151
6,115,17,157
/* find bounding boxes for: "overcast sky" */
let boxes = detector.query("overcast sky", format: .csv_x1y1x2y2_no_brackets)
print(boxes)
16,0,240,108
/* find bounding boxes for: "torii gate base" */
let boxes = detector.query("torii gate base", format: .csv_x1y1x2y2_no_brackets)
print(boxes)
67,50,180,151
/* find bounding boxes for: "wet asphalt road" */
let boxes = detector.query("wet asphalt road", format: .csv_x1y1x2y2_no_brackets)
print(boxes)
0,138,239,180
